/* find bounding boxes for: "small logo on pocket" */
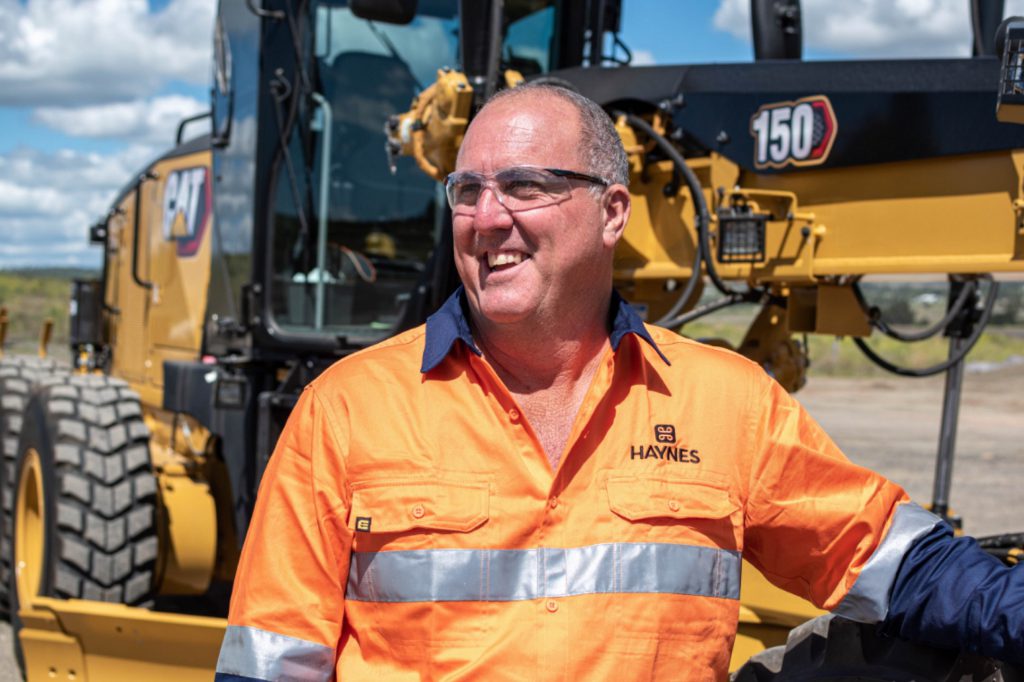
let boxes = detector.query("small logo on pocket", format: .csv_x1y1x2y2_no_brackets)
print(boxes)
654,424,676,443
355,517,372,532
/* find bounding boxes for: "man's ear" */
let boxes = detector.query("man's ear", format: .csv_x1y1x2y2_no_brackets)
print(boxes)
601,184,631,248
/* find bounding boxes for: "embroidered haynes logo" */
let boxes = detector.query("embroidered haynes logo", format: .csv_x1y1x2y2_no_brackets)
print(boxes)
630,424,700,463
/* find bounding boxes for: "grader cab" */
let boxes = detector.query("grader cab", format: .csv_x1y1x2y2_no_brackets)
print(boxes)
1,0,1023,679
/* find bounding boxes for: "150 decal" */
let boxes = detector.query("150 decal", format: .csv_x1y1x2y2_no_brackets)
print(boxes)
750,95,837,169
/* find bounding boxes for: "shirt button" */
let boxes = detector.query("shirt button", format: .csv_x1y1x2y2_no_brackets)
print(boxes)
668,500,680,512
411,504,426,519
508,408,520,421
549,497,559,509
545,599,559,613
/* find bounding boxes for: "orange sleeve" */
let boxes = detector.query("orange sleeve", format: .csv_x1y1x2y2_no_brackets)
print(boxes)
742,375,910,610
226,383,353,649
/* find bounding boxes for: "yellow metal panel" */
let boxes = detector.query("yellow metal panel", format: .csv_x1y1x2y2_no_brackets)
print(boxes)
20,629,86,682
140,406,218,595
21,599,224,682
158,468,217,595
719,151,1024,281
731,625,789,673
816,284,872,337
146,149,214,392
106,197,150,386
102,148,212,401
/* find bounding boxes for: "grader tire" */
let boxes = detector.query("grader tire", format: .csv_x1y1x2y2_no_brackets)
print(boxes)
731,614,1024,682
9,373,158,641
0,355,66,614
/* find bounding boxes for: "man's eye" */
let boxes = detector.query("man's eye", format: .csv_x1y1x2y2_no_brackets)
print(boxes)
454,183,481,203
503,178,546,198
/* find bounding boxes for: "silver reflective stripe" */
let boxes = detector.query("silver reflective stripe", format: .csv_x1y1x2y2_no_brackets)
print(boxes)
216,624,334,682
347,542,740,602
834,501,942,623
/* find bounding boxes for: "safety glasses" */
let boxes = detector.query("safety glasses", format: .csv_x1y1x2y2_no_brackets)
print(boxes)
445,166,609,214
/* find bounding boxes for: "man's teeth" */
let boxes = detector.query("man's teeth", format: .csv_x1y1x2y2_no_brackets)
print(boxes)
488,252,525,268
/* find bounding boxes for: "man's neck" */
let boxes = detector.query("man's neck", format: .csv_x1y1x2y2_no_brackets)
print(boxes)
469,296,612,393
475,323,609,394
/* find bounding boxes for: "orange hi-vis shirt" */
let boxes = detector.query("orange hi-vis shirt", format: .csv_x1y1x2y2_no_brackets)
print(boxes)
216,289,941,682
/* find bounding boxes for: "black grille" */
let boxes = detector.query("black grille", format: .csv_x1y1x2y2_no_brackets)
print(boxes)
717,207,767,264
1000,37,1024,98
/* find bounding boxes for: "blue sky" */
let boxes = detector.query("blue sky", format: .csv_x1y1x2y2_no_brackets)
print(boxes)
0,0,1011,268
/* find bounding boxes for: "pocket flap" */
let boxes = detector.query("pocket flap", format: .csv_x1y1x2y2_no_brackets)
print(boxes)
607,474,738,522
349,477,490,534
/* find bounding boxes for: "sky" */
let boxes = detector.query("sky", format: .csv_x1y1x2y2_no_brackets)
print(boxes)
0,0,1019,269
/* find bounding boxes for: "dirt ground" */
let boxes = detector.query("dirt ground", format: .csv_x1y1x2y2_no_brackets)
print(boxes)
0,367,1019,677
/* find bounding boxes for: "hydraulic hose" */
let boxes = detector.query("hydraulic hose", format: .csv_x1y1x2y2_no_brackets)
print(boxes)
852,276,975,342
653,247,704,327
609,110,704,326
613,111,749,301
852,277,999,378
662,292,751,327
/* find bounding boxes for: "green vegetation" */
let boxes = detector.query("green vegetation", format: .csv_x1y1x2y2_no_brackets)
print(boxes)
0,270,1021,379
681,282,1024,378
0,268,97,358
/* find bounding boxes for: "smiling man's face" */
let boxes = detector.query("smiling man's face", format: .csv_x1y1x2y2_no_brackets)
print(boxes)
452,92,619,332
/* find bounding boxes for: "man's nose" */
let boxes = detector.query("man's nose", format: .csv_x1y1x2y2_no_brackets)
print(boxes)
472,186,513,231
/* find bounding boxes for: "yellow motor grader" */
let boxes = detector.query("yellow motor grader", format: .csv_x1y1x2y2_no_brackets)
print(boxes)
2,0,1024,679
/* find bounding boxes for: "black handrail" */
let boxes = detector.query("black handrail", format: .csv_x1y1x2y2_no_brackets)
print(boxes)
131,172,157,291
176,110,212,146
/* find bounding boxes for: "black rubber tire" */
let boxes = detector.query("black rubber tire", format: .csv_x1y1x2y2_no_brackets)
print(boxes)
0,355,66,614
732,614,1024,682
8,373,158,639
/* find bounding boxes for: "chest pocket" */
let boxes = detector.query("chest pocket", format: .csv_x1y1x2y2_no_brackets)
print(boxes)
606,473,741,550
348,477,490,550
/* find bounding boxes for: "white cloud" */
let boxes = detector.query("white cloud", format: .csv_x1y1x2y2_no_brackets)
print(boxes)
0,0,217,267
714,0,982,58
34,95,210,147
631,49,657,66
0,0,214,106
0,144,163,267
713,0,752,45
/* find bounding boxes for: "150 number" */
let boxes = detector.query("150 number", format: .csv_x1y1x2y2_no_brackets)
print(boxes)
749,96,836,169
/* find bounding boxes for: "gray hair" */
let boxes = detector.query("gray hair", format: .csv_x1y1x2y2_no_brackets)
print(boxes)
483,82,630,188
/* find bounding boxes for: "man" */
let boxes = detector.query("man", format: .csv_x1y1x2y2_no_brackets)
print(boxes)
215,84,1022,681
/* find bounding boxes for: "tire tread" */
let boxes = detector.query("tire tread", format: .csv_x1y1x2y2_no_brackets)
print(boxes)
40,374,158,606
0,355,67,613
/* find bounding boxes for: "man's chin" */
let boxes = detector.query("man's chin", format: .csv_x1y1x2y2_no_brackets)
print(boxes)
468,296,536,328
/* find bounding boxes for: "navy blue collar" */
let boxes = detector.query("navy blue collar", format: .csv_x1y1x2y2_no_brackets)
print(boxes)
421,286,670,373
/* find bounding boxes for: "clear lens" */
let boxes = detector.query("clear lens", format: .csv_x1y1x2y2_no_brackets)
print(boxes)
446,167,572,212
446,173,483,208
495,168,566,205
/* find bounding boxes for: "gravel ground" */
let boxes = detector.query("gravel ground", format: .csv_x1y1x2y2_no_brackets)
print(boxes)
0,625,11,682
0,367,1018,678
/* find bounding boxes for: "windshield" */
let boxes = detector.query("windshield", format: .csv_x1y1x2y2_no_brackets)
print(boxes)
270,1,458,341
268,0,558,342
504,0,557,76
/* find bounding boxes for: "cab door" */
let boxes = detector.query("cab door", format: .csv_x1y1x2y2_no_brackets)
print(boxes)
145,148,215,393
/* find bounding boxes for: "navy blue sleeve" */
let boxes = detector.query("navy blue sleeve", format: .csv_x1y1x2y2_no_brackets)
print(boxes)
882,523,1024,665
